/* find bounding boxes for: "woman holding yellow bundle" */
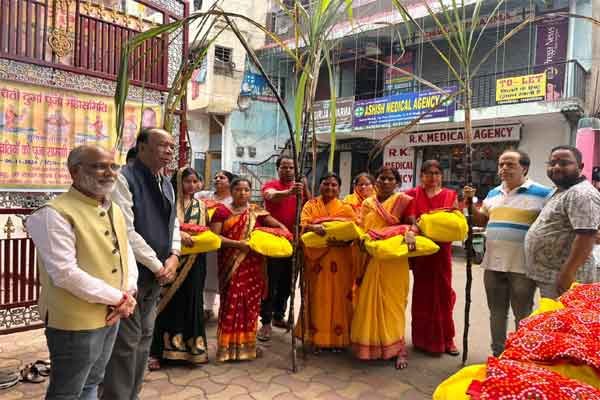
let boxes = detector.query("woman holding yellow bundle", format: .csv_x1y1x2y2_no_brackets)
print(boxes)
210,178,287,362
297,173,357,352
406,160,459,356
351,166,416,369
344,173,375,213
149,167,208,370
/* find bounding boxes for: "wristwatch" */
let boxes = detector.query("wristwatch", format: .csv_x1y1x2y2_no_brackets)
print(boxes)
169,251,180,259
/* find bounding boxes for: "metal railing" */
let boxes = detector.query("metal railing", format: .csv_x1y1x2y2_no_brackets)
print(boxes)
0,0,172,90
0,209,42,334
356,60,587,108
238,154,279,203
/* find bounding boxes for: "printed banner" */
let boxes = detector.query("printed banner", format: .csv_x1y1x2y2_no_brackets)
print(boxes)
0,81,161,191
353,87,456,130
407,124,521,147
534,10,568,101
496,73,547,105
384,50,415,93
312,97,354,134
239,65,284,103
383,135,414,190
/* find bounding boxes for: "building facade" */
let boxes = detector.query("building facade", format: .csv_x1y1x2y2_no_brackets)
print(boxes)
203,0,596,198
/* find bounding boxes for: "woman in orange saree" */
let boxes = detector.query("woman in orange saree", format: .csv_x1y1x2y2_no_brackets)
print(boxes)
296,173,357,352
343,173,375,214
351,166,416,369
210,178,287,362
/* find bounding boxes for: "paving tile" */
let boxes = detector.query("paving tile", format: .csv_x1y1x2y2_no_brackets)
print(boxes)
210,368,249,385
311,374,352,391
288,365,323,382
159,386,206,400
397,388,430,400
272,373,314,392
314,391,351,400
206,384,247,400
187,378,227,395
0,389,25,400
229,376,269,392
249,382,290,400
375,381,413,398
144,370,169,382
249,367,287,384
333,381,373,400
292,382,331,399
167,366,210,385
273,393,303,400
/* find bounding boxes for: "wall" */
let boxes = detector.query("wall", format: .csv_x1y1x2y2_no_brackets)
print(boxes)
519,116,571,185
188,0,269,113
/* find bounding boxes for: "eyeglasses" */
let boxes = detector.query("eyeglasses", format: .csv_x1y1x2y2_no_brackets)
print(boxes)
545,160,575,167
82,162,121,173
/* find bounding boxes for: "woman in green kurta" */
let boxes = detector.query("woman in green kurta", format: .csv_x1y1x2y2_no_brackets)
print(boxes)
149,167,209,369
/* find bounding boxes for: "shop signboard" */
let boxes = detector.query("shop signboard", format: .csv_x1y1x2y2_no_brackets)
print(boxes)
406,124,521,147
384,50,415,93
534,10,568,100
495,73,547,105
383,135,414,190
0,81,161,191
312,97,354,134
353,87,456,130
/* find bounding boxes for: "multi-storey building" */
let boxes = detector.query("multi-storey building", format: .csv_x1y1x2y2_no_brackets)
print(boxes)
197,0,596,198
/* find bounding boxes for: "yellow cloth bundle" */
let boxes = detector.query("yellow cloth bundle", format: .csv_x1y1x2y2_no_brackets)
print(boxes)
248,230,293,258
417,209,468,242
181,231,222,255
301,220,363,248
433,364,486,400
364,235,440,260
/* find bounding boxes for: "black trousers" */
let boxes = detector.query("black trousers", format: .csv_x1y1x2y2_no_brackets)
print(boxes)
260,256,293,324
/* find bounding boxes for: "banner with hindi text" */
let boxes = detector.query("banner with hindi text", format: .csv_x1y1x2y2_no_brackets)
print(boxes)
0,81,161,191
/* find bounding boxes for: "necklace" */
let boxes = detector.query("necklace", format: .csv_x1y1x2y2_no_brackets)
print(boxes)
231,204,248,213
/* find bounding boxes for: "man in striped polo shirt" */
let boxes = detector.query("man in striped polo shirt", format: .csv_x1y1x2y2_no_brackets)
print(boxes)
465,149,552,356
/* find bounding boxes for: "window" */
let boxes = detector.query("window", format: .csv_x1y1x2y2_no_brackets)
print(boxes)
214,46,232,64
214,46,234,75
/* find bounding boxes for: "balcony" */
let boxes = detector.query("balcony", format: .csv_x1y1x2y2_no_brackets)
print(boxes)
0,0,177,91
356,60,587,110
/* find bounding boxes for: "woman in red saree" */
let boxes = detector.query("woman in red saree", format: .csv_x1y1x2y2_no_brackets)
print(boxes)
210,178,288,362
405,159,459,356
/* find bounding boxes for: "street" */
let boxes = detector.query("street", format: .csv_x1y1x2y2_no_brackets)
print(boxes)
0,253,532,399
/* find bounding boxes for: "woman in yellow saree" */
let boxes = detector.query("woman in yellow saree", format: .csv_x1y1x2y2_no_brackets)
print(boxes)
210,178,287,362
296,173,357,352
351,166,416,369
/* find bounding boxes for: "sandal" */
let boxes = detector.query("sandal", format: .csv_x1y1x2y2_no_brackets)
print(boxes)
0,369,20,390
147,356,161,371
33,360,50,377
20,364,45,384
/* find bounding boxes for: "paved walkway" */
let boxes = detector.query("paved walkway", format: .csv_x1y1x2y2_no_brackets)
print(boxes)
0,258,509,399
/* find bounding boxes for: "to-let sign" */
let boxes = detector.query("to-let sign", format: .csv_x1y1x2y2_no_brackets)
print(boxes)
496,72,547,105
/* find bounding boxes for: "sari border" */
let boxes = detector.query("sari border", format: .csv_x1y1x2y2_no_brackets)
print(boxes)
163,349,209,364
156,254,197,315
351,339,407,360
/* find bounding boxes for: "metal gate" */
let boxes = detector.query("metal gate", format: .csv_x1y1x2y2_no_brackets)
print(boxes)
0,209,42,334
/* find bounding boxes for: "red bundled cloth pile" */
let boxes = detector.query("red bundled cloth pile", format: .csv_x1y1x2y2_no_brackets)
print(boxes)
467,357,600,400
559,283,600,313
367,224,410,240
254,226,293,241
180,223,209,234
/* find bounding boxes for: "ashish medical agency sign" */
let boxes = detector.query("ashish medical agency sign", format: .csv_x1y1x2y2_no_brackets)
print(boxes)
353,87,456,130
495,73,547,105
407,124,521,147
